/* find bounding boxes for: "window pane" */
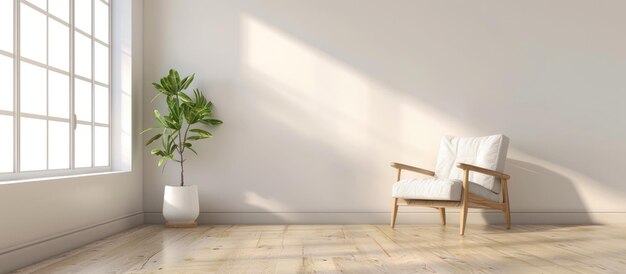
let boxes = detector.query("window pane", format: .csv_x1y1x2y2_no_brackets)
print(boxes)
94,43,108,84
94,84,108,124
48,121,69,169
94,0,109,43
0,115,12,173
49,0,69,23
75,32,92,79
0,55,13,111
75,0,92,35
75,78,92,122
21,4,47,63
20,117,47,171
75,124,91,168
0,0,12,53
49,71,70,118
49,18,70,71
94,126,108,166
20,62,47,115
25,0,46,11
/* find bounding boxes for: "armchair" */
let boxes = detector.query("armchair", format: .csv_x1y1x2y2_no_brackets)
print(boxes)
390,135,511,235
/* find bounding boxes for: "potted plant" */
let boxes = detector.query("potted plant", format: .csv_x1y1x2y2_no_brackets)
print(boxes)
143,69,222,227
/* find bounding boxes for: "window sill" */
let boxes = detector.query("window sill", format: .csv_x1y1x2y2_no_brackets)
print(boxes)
0,169,131,185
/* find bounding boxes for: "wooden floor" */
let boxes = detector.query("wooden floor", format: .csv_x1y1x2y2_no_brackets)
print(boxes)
15,224,626,273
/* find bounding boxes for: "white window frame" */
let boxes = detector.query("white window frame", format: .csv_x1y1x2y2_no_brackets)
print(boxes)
0,0,112,181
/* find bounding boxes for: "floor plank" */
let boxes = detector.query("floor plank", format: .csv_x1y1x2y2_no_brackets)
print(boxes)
14,224,626,274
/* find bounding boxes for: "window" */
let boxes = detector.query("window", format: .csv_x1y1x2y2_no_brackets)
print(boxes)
0,0,111,180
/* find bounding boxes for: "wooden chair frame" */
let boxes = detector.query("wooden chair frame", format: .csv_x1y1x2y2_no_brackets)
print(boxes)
389,162,511,235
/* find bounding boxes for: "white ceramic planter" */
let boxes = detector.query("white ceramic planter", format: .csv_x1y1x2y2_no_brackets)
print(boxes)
163,185,199,226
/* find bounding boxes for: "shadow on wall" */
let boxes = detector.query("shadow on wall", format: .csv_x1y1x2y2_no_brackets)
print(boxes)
480,159,592,225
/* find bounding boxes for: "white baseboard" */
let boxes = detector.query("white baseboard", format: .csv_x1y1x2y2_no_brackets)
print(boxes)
0,212,143,274
143,211,626,225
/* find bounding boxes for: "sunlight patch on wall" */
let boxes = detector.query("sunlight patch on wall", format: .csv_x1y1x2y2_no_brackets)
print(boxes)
245,191,288,213
241,13,370,149
239,13,469,166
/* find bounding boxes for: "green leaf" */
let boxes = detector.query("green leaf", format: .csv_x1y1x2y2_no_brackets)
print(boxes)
158,157,167,167
140,127,158,135
160,78,172,94
189,128,212,138
200,119,223,126
152,82,163,90
152,82,170,96
168,70,180,91
172,69,181,85
187,135,209,141
152,82,167,93
144,133,162,146
154,110,167,127
164,115,180,129
193,89,207,106
151,148,165,156
186,111,199,124
183,142,197,155
178,92,192,104
181,74,195,89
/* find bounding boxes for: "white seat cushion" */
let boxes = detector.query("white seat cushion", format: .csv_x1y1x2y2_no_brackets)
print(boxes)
392,177,500,202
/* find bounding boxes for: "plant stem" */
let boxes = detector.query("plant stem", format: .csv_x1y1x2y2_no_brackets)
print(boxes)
179,150,184,186
178,131,185,186
175,92,185,187
178,124,191,187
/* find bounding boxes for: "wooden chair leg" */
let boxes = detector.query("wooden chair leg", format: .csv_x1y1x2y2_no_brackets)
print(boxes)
390,198,399,228
460,170,470,235
459,203,468,235
502,179,511,229
438,208,446,225
503,204,511,229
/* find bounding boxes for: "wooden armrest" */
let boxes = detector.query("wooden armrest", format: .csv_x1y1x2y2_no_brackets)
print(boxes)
456,163,510,180
390,162,435,176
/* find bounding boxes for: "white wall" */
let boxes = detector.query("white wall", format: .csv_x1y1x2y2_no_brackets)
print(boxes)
143,0,626,224
0,0,143,272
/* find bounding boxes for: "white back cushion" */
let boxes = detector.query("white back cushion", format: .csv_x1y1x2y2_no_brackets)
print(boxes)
435,134,509,193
